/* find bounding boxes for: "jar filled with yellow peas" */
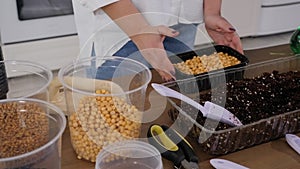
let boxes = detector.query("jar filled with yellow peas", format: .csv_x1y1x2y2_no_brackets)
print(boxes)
58,56,151,162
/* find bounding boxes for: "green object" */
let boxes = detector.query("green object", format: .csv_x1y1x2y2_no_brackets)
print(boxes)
290,26,300,54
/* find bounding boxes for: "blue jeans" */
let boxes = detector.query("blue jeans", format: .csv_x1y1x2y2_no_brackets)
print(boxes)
96,23,198,80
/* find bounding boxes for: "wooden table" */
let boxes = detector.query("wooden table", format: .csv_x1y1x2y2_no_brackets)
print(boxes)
61,106,300,169
61,81,300,169
61,45,300,168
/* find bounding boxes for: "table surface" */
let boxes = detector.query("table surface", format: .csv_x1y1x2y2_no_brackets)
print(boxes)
61,82,300,169
61,46,300,169
61,105,300,169
62,108,300,169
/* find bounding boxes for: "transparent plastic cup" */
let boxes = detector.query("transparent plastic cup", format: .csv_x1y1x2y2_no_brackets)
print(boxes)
95,140,163,169
0,98,66,169
0,60,53,100
58,56,152,162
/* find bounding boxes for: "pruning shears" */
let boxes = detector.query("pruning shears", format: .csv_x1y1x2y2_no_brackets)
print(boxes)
147,124,199,169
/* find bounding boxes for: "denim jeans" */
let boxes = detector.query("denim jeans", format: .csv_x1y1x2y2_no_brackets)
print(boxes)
95,23,198,80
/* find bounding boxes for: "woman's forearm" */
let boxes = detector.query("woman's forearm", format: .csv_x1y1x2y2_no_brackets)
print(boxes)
101,0,149,38
203,0,222,16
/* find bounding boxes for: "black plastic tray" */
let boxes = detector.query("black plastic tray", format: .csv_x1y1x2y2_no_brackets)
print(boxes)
165,45,249,92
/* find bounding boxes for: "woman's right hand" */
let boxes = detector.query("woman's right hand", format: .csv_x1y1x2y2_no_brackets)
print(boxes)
131,25,179,82
101,0,178,81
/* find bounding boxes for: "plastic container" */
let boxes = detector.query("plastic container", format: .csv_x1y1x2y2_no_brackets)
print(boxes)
290,26,300,54
0,98,66,169
95,140,163,169
167,56,300,155
0,60,53,100
165,45,249,93
58,56,152,162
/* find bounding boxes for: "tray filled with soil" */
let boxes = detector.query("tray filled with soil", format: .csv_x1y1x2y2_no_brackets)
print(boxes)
166,56,300,155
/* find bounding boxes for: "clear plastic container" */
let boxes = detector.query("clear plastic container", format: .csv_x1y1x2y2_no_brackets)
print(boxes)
0,60,53,100
0,98,66,168
58,56,152,162
95,140,163,169
166,56,300,155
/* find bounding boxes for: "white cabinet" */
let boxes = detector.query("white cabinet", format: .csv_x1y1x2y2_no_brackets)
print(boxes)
255,0,300,35
195,0,300,46
221,0,261,37
262,0,300,6
2,36,80,71
195,0,260,46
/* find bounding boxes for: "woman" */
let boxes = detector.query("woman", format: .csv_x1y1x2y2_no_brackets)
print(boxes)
72,0,243,81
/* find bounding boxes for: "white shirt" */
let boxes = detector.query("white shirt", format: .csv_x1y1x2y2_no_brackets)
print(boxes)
72,0,204,59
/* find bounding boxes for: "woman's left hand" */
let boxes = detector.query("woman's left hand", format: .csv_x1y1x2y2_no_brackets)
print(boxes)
205,15,244,54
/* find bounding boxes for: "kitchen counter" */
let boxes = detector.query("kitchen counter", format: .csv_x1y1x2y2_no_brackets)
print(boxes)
61,45,300,169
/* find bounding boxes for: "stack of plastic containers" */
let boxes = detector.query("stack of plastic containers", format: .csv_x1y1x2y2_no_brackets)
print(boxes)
0,56,66,169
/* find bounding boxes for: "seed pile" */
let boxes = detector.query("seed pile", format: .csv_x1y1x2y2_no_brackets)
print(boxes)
68,89,142,162
0,102,49,158
174,52,241,75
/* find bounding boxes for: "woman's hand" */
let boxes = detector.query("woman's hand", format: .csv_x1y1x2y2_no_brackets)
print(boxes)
131,25,179,82
102,0,178,82
205,15,244,54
